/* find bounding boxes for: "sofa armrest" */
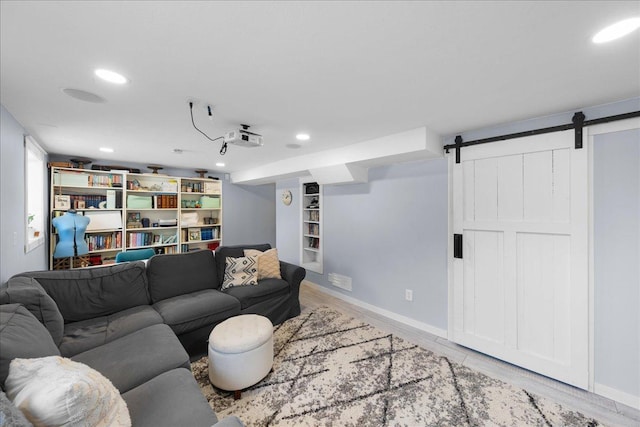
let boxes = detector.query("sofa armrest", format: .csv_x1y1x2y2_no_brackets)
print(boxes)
280,261,306,288
279,261,306,318
1,276,64,347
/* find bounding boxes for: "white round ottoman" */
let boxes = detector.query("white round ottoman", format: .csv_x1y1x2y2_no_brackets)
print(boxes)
208,314,273,399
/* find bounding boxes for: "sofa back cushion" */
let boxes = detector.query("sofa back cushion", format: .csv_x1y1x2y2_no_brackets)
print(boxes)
0,304,60,389
0,277,64,346
14,262,150,323
214,244,271,288
146,250,218,303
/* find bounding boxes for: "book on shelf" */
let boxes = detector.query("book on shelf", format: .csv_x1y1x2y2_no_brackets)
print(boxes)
106,190,116,209
87,173,123,188
307,223,319,236
86,231,121,251
163,234,178,244
152,194,177,208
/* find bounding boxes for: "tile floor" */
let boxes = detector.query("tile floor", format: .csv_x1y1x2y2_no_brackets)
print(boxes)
299,282,640,427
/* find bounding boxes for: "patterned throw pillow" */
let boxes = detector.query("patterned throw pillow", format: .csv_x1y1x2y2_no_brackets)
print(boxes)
4,356,131,427
221,256,259,290
244,248,282,280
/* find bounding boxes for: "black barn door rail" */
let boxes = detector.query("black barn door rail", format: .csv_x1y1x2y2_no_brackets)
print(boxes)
444,110,640,163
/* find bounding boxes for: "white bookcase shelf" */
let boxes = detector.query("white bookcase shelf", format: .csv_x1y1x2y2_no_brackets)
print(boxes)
49,167,223,269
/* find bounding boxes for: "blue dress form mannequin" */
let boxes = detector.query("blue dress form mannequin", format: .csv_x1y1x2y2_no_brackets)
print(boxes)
52,210,91,258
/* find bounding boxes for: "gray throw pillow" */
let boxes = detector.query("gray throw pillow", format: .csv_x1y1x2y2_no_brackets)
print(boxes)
0,304,60,389
1,277,64,346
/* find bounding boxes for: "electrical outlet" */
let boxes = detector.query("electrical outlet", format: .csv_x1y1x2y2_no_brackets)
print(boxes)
405,289,413,301
13,231,17,246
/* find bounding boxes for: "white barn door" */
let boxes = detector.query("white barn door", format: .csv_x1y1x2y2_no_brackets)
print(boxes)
450,130,588,389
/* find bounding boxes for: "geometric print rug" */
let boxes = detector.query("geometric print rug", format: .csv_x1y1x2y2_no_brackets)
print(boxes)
192,306,603,426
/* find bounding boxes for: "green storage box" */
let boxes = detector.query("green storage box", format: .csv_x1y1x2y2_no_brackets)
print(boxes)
200,196,220,208
127,195,152,209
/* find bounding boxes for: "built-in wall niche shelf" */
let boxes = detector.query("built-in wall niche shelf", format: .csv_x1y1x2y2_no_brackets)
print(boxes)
300,180,323,274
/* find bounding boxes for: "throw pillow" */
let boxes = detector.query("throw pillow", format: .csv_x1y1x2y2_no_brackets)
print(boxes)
221,256,259,290
244,248,282,280
4,356,131,427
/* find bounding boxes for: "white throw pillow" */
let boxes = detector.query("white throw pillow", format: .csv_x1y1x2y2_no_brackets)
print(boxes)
5,356,131,427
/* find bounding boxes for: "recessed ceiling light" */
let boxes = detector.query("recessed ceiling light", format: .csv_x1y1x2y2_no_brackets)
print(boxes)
296,133,310,141
62,88,106,103
593,17,640,44
216,162,225,167
95,68,128,84
99,147,114,153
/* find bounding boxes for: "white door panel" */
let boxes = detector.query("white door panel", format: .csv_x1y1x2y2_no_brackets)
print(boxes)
451,129,588,389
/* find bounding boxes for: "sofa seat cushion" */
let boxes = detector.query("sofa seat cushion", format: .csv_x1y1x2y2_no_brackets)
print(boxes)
0,304,61,389
71,323,189,393
59,305,164,357
146,250,218,303
222,278,289,310
15,262,150,322
122,368,217,427
152,289,241,336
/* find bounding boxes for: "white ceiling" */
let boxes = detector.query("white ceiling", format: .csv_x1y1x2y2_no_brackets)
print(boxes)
1,1,639,182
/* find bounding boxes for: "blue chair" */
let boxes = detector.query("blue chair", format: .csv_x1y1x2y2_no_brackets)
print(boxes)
115,248,156,263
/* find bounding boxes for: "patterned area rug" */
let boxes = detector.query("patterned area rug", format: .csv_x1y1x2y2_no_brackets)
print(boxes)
192,306,602,426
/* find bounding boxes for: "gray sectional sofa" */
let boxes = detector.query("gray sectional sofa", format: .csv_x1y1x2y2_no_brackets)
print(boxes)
0,244,305,426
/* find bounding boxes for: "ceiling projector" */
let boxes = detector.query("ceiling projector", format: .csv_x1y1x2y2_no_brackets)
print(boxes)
224,128,263,148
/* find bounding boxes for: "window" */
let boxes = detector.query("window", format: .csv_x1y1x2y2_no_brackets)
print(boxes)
25,135,46,252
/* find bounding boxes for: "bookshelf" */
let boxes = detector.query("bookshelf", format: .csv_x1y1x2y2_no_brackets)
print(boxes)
49,167,224,269
300,180,323,274
124,173,179,255
179,177,222,253
50,167,124,269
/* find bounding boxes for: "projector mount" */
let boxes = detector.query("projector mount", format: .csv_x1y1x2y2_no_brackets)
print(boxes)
188,102,263,156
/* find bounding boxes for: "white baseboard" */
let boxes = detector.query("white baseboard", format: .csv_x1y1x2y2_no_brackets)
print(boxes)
303,280,448,339
594,382,640,410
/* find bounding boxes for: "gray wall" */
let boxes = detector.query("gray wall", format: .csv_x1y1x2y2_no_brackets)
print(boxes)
593,128,639,398
275,178,301,264
276,159,449,330
0,105,48,283
220,181,275,247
